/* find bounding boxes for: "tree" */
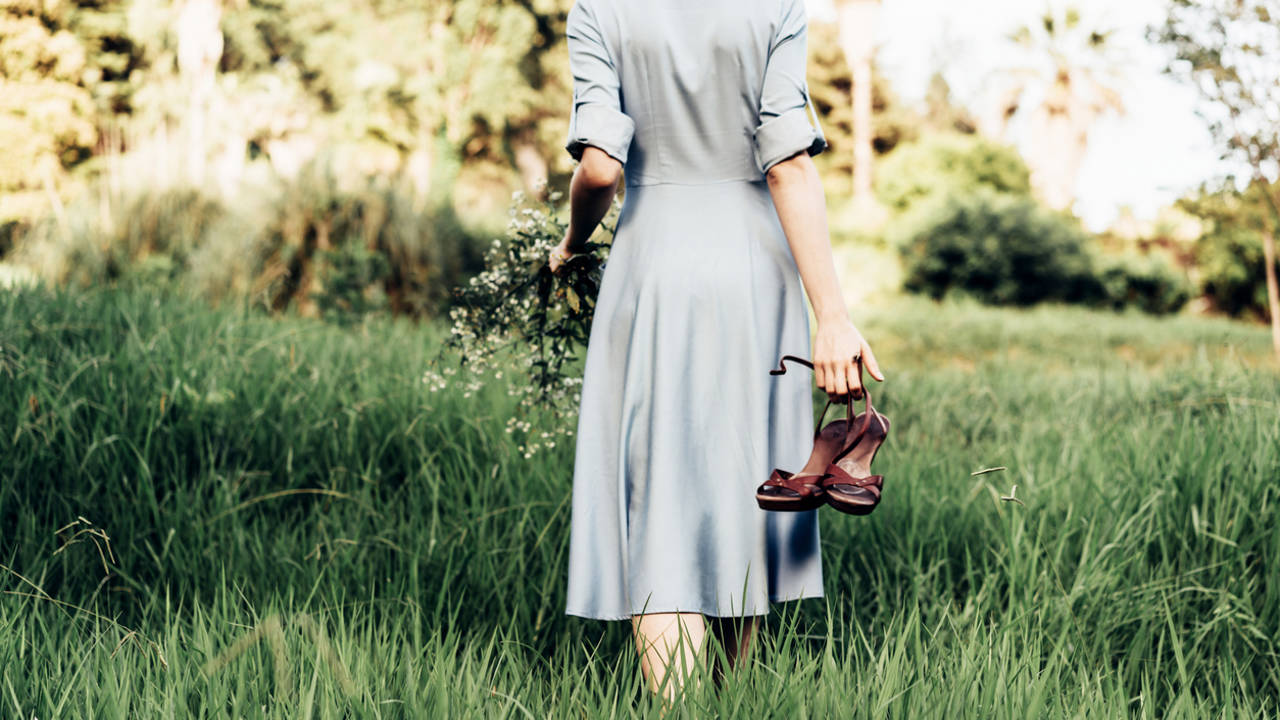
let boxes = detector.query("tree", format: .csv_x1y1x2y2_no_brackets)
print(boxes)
832,0,881,209
1158,0,1280,359
214,0,574,199
987,5,1125,212
0,0,144,222
807,21,922,188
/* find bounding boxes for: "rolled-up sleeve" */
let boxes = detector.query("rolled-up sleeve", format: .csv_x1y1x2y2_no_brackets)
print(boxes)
753,0,827,175
565,1,635,165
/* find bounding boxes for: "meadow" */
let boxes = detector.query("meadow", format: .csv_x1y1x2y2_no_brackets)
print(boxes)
1,285,1277,718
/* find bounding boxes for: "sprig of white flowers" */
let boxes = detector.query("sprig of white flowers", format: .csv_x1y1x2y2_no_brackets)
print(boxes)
425,180,620,458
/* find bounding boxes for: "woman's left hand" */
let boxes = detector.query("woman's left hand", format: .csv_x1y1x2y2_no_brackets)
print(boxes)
548,236,580,274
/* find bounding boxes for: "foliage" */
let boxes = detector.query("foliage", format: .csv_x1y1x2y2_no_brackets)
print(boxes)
1157,0,1280,185
1,0,918,240
0,286,1277,715
12,162,485,320
2,0,584,231
1095,252,1194,315
235,165,485,318
875,133,1032,216
894,190,1190,313
313,244,391,324
0,0,149,221
895,190,1098,306
427,188,619,457
0,2,93,219
1196,227,1273,319
1178,181,1280,319
217,0,575,174
1158,0,1280,345
18,187,227,289
807,22,923,175
991,5,1126,210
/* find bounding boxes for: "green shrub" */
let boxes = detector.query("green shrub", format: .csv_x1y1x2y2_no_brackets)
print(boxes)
314,244,391,324
894,191,1190,314
895,191,1099,306
19,188,228,289
1176,181,1279,320
0,219,22,259
227,167,485,318
1195,226,1278,320
1095,253,1193,315
876,133,1032,215
13,166,486,320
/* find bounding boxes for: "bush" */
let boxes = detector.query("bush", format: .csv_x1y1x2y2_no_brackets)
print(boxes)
18,188,228,289
0,219,22,259
894,191,1190,314
1095,253,1193,315
1195,226,1278,320
876,133,1033,215
896,191,1098,306
1177,181,1279,320
12,166,486,320
198,166,485,320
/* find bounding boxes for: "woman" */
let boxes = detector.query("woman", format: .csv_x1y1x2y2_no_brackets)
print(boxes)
548,0,885,698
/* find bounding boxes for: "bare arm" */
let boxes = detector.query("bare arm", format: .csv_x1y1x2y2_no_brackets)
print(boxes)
766,151,885,398
550,147,622,270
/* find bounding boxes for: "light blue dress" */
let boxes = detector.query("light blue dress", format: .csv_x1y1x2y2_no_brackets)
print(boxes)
563,0,828,620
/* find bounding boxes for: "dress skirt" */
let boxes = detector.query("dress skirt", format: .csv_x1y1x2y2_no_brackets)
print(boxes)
564,179,824,620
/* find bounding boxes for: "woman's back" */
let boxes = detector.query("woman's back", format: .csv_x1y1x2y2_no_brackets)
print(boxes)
566,0,826,186
563,0,829,624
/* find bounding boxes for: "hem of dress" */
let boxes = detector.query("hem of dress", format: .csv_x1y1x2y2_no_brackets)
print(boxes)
564,590,825,622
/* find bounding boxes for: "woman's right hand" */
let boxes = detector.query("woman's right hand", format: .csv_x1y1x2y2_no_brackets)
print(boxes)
812,316,884,401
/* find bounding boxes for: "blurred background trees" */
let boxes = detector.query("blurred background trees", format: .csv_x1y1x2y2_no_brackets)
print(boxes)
983,6,1126,212
0,0,1275,334
832,0,882,212
1158,0,1280,357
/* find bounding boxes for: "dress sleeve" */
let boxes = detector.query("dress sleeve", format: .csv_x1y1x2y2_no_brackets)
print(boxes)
753,0,828,174
564,0,636,165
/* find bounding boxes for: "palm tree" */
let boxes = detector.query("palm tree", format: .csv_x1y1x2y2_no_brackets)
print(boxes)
985,5,1125,212
833,0,881,208
176,0,224,186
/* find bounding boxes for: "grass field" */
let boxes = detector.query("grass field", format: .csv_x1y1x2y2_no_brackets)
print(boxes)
1,285,1277,718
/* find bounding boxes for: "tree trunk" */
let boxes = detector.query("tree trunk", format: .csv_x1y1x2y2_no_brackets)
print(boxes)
405,143,434,211
176,0,223,186
1263,228,1280,361
850,55,874,202
512,131,549,199
836,0,879,204
1025,79,1090,212
1259,184,1280,363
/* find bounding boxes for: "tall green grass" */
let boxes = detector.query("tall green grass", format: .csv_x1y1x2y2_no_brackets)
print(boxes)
1,286,1277,717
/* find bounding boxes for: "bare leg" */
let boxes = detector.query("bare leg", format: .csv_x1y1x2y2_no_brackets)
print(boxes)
631,612,707,702
709,615,760,684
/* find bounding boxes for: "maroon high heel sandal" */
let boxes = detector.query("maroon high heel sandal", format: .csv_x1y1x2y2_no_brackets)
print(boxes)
755,356,855,512
821,358,890,516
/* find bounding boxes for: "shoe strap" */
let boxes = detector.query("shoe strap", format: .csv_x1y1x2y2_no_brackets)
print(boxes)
770,354,874,439
821,467,883,499
761,469,823,498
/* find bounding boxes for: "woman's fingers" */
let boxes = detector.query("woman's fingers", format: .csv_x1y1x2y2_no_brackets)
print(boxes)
861,343,885,382
549,247,571,274
845,361,863,400
826,360,849,398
